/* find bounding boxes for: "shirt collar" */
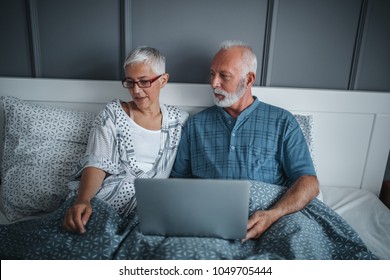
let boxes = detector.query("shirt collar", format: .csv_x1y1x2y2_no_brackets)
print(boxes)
217,96,260,122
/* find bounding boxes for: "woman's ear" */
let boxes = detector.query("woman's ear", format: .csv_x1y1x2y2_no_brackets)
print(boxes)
160,73,169,88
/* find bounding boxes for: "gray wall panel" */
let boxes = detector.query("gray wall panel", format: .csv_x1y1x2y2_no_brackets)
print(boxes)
0,0,32,77
267,0,362,89
0,0,389,92
355,0,390,91
131,0,268,84
36,0,121,80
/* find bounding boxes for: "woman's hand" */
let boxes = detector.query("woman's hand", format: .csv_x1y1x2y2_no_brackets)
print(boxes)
63,200,93,234
62,167,107,234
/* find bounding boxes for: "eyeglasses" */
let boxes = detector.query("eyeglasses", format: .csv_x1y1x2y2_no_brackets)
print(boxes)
122,74,163,89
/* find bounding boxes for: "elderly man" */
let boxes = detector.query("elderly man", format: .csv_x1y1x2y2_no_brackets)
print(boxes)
171,40,319,242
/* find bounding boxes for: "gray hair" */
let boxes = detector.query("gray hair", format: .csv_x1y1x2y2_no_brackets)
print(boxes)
123,46,165,75
219,40,257,77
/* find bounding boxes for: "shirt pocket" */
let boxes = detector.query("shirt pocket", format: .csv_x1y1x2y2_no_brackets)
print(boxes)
247,145,281,182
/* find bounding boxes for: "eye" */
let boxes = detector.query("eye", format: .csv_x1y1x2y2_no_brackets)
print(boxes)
138,80,149,86
220,74,231,80
125,80,134,87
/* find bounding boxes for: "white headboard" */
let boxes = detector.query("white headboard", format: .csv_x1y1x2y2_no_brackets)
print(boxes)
1,77,389,196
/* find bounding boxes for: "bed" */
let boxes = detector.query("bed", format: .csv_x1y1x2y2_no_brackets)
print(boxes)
0,77,389,260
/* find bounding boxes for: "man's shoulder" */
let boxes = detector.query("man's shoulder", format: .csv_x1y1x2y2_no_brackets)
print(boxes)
256,100,294,118
191,105,218,119
181,106,219,129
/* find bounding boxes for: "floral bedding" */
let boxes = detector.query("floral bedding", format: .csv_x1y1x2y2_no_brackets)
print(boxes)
0,181,376,260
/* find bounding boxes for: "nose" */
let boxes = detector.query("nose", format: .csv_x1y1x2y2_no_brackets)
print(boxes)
132,82,142,94
210,74,220,89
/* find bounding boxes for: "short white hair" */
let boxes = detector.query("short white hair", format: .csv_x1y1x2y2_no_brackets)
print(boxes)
123,46,165,75
219,40,257,76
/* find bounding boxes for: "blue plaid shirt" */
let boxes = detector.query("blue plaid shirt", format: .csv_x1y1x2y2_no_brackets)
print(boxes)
171,97,316,187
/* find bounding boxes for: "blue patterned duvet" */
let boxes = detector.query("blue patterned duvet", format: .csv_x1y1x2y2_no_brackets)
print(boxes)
0,181,377,259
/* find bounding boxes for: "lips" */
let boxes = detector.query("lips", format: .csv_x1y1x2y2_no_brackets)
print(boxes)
214,93,225,100
134,96,147,101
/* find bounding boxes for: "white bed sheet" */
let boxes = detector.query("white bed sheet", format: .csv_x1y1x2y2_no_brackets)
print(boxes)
322,186,390,260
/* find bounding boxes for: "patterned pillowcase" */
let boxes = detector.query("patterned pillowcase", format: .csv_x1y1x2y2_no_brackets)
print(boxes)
0,96,96,222
294,114,315,169
294,114,322,200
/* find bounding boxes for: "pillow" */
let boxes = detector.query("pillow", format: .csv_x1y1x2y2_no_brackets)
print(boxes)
0,96,96,222
294,114,322,201
294,114,315,167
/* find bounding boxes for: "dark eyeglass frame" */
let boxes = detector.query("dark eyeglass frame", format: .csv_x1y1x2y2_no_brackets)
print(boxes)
121,74,163,89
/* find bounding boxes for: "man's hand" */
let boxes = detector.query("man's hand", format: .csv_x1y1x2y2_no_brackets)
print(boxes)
242,210,277,242
242,175,319,243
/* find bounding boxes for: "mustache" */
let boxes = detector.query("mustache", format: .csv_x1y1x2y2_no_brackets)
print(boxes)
213,88,229,96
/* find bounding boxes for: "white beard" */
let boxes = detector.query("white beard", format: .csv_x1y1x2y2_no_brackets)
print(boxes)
212,79,246,108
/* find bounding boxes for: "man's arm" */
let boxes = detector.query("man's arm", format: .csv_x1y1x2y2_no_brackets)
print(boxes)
170,126,193,178
243,175,319,242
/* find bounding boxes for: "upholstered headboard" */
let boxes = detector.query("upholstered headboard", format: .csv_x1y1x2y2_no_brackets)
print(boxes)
1,77,389,196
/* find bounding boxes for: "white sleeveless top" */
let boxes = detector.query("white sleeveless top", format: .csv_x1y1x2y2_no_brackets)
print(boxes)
128,117,161,172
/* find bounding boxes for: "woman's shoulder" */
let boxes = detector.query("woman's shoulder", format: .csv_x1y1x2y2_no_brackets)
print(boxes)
93,99,123,124
162,104,189,123
104,99,122,110
98,99,127,116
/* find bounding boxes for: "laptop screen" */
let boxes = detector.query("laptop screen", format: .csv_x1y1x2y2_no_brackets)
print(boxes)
134,178,250,239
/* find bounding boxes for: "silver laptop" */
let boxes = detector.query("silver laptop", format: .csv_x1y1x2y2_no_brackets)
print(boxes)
134,178,250,240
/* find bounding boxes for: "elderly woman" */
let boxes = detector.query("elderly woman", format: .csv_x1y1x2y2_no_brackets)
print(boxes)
63,47,188,234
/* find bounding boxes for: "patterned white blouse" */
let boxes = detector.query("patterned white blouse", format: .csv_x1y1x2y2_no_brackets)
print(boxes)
68,99,189,216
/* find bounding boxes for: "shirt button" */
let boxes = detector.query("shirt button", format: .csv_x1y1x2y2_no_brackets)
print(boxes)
232,132,236,137
230,146,235,150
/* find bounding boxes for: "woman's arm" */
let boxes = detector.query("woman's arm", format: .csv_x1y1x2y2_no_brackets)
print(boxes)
63,166,107,234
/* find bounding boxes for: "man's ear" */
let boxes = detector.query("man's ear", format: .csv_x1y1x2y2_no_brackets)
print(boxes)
160,73,169,88
246,72,256,87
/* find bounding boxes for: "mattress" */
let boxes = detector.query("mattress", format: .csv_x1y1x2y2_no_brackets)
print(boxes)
321,186,390,260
